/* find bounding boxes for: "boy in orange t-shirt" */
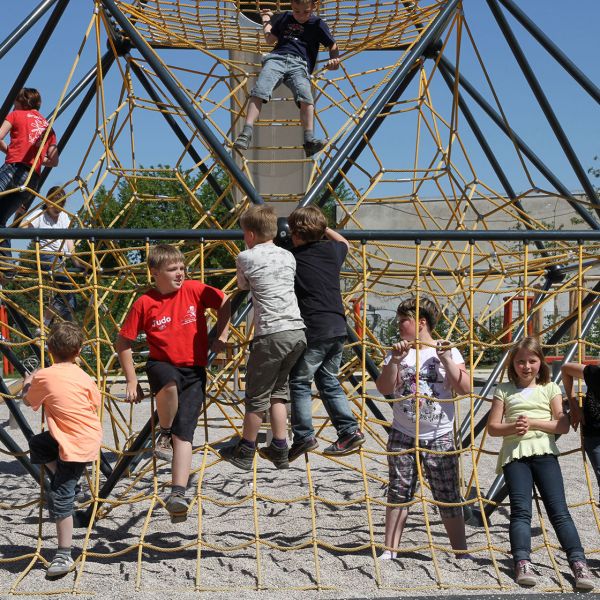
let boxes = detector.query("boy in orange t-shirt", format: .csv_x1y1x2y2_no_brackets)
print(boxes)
24,322,102,577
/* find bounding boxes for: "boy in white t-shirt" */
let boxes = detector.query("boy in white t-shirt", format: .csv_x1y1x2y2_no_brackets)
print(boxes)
375,297,470,561
23,186,84,325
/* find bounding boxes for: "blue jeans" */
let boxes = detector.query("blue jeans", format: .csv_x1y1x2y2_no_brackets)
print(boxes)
503,454,585,564
289,336,358,443
250,53,313,105
583,435,600,491
0,162,39,254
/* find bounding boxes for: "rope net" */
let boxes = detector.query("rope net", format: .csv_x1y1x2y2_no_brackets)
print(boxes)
0,0,598,595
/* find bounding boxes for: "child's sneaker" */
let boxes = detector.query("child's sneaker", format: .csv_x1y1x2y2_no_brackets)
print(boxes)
303,138,326,157
571,560,594,590
259,443,289,469
514,559,536,587
47,553,74,577
322,430,365,455
233,131,252,151
154,431,173,462
288,437,319,463
379,550,397,560
219,440,255,470
165,493,189,515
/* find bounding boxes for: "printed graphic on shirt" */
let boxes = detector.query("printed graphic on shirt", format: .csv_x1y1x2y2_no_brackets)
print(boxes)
182,304,197,325
282,22,304,41
151,315,171,331
28,113,48,145
397,357,445,424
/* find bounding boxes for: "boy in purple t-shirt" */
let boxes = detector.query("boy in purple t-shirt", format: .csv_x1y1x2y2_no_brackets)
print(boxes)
233,0,339,157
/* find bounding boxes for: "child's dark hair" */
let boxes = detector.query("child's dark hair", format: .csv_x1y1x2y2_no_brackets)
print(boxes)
240,205,277,241
396,296,440,332
147,244,185,271
506,336,550,385
46,186,66,209
288,206,327,243
47,322,84,361
15,88,42,110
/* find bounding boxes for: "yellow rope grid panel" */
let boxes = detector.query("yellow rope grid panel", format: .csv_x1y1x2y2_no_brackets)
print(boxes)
0,0,599,597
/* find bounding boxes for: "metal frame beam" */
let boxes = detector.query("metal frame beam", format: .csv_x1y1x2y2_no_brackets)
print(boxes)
487,0,600,216
100,0,263,206
0,0,59,61
437,55,599,230
0,0,70,123
497,0,600,106
300,0,460,207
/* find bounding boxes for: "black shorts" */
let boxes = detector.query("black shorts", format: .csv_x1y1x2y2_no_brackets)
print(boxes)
146,360,206,443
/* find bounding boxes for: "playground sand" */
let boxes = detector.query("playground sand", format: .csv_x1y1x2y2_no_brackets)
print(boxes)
1,390,599,599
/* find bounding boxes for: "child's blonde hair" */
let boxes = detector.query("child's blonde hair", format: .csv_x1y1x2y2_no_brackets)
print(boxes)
47,322,84,361
288,206,327,242
240,205,277,242
506,336,550,385
396,296,440,332
147,244,185,271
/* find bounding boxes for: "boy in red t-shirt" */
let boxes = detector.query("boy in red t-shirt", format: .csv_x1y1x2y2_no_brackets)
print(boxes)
116,244,231,518
0,88,59,251
24,322,102,577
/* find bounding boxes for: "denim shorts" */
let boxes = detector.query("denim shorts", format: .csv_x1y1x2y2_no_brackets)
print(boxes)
29,431,87,521
387,429,462,518
146,360,206,443
0,162,39,226
250,53,314,105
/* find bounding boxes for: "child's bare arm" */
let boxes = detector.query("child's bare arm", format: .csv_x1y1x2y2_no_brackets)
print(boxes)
261,10,278,45
115,335,142,403
0,120,11,153
20,370,37,406
529,393,570,435
436,341,470,395
487,397,519,437
42,144,59,167
561,362,586,430
324,226,349,249
327,42,340,70
376,340,410,394
210,293,231,354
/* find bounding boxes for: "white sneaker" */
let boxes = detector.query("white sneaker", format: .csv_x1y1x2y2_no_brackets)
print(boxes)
380,550,398,560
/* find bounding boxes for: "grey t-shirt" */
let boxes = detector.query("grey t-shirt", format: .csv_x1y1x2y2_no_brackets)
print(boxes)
237,242,305,337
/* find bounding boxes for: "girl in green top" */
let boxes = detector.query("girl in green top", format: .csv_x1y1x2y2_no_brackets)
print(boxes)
488,337,593,591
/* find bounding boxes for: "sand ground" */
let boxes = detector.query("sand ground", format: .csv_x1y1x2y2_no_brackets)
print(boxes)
1,378,599,599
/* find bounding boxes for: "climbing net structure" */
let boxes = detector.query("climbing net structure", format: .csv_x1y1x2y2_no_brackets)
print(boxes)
1,0,600,595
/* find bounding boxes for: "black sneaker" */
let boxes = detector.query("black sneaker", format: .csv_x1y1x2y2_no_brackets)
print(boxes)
322,430,365,455
259,443,289,469
233,131,252,151
219,440,255,470
303,138,326,157
288,437,319,463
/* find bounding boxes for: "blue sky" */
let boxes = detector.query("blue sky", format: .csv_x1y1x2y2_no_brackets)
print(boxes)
0,0,599,208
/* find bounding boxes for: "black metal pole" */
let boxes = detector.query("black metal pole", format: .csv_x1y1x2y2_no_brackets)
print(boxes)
100,0,264,206
311,65,420,209
438,55,599,231
497,0,600,106
487,0,600,216
300,0,460,207
0,426,42,483
0,0,59,61
129,60,234,211
438,59,552,258
35,52,117,194
0,0,70,123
